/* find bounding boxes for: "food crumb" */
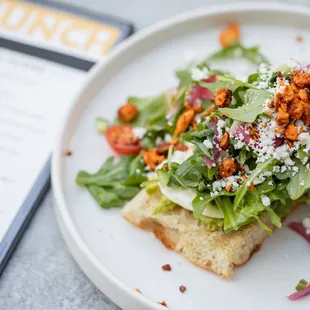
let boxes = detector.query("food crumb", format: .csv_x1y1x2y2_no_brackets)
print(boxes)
162,264,172,271
296,35,303,43
64,150,72,156
158,301,168,307
135,288,142,294
179,285,187,293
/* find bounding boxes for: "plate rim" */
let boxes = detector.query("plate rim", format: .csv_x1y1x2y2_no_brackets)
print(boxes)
52,2,310,309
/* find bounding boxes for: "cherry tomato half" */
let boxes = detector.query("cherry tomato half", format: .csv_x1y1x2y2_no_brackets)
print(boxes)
105,125,142,155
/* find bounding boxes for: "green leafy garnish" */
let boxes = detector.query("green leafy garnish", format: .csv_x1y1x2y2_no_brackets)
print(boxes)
296,279,309,292
76,156,146,208
95,118,109,134
207,43,269,65
219,89,273,123
286,160,310,200
234,157,278,208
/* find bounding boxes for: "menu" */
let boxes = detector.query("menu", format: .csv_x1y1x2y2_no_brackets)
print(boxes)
0,0,133,273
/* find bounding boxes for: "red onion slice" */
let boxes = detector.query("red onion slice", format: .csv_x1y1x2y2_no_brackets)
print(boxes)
288,222,310,243
288,285,310,301
273,137,284,148
188,75,216,105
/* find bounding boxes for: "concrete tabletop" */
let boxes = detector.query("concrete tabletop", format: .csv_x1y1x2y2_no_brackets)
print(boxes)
0,0,308,309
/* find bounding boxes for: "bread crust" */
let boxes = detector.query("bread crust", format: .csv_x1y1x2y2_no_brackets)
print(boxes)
122,189,276,278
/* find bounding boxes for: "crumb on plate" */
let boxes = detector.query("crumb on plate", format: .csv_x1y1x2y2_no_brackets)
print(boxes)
179,285,187,293
135,288,142,294
158,301,168,307
296,35,303,43
64,150,72,156
162,264,172,271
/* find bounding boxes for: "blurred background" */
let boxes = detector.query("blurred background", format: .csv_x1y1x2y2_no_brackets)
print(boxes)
0,0,308,310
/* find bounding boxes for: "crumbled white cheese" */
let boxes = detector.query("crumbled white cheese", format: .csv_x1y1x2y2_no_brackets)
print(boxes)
170,147,194,165
253,171,272,185
199,196,204,201
203,139,213,149
155,136,163,146
302,156,309,165
280,165,287,173
133,127,147,139
216,119,226,140
190,66,209,81
261,195,271,207
164,134,172,143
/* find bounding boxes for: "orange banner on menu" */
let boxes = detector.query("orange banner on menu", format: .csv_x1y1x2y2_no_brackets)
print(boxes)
0,0,121,59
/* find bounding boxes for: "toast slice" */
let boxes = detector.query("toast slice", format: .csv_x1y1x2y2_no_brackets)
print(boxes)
122,188,275,278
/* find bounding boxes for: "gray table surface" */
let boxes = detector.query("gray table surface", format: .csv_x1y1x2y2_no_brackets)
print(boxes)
0,0,308,309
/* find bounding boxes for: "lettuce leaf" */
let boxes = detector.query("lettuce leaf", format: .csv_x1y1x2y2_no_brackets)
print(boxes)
76,156,144,208
286,160,310,200
234,157,278,208
219,89,273,123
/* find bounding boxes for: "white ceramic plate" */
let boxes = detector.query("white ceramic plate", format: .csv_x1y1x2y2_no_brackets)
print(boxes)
52,3,310,310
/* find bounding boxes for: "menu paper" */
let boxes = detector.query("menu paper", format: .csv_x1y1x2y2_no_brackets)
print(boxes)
0,0,132,265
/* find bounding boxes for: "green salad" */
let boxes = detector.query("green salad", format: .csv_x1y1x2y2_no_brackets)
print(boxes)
76,25,310,238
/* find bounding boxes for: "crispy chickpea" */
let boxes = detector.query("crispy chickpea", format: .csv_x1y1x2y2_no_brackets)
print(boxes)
219,158,237,178
276,107,289,126
274,93,283,108
284,124,298,142
220,132,230,151
118,103,139,123
287,97,303,120
214,88,232,108
292,71,310,88
302,101,310,125
173,109,195,136
282,85,295,103
219,24,240,48
143,149,165,171
299,88,310,103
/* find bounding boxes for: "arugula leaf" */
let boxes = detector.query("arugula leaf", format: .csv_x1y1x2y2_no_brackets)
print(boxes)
95,118,109,134
219,89,273,123
86,185,125,208
265,206,281,228
125,93,168,128
192,190,235,220
240,199,273,235
190,140,213,158
207,43,269,65
239,147,247,165
234,157,278,208
124,153,147,185
215,196,249,233
176,69,192,88
256,177,275,194
173,156,202,188
248,73,259,84
199,80,239,94
286,160,310,200
76,156,132,186
77,156,143,209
